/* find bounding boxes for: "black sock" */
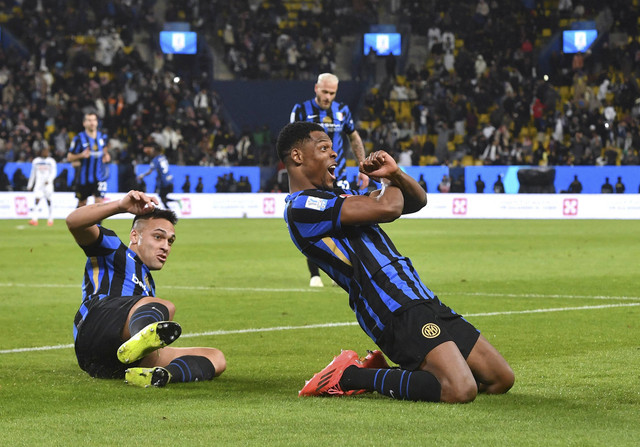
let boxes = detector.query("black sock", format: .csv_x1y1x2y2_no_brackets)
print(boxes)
340,366,442,402
307,259,320,277
166,356,216,383
128,303,170,335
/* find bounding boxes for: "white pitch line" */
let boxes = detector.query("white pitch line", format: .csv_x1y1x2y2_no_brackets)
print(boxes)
464,302,640,317
444,291,640,301
0,283,322,293
2,283,640,301
1,302,639,355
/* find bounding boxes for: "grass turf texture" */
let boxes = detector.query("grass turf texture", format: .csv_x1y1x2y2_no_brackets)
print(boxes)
0,218,638,446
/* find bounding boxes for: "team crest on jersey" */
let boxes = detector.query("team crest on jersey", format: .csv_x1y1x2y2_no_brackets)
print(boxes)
305,196,328,211
421,323,441,339
336,112,344,121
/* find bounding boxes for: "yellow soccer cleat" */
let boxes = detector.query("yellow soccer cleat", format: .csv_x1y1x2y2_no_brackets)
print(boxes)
125,367,172,388
117,321,182,364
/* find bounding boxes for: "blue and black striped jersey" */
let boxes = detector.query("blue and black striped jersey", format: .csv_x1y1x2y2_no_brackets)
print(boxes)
69,131,110,184
151,154,173,188
285,188,436,342
73,226,156,340
290,99,356,182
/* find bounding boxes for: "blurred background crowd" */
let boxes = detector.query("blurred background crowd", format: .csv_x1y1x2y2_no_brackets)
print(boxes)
0,0,638,191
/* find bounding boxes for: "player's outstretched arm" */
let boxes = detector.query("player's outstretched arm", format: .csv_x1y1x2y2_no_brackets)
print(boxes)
66,191,158,246
137,167,153,181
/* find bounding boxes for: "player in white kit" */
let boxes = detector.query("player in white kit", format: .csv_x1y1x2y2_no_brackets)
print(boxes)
28,147,57,226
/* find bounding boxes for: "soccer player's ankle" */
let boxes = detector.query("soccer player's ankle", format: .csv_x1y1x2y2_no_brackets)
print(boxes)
338,364,364,391
165,356,216,383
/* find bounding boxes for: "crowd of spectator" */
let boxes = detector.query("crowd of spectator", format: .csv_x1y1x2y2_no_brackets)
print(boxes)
0,0,265,181
183,0,378,80
1,0,640,195
355,0,640,168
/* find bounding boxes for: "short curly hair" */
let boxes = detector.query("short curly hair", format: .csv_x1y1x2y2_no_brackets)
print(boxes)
276,121,324,162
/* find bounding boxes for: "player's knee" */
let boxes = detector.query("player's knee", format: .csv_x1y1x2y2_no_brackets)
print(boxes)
164,301,176,319
440,376,478,403
211,349,227,376
491,366,515,395
152,298,176,319
449,383,477,403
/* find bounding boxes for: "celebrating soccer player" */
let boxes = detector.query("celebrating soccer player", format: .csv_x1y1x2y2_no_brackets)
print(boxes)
277,122,514,402
290,73,369,288
67,190,226,387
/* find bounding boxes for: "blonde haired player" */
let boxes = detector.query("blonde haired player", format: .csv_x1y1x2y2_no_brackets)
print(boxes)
28,147,57,226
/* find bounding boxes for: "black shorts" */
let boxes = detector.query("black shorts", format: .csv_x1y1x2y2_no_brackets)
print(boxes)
159,184,174,198
75,182,106,201
375,298,480,371
74,296,144,379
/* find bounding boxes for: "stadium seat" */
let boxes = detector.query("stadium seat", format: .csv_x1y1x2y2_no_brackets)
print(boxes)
461,155,475,166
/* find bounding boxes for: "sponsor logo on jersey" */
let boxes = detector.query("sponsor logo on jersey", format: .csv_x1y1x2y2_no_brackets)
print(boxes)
131,273,149,293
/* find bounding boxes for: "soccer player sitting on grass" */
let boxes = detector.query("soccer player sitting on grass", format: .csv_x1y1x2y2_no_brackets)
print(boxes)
277,122,514,402
66,190,226,387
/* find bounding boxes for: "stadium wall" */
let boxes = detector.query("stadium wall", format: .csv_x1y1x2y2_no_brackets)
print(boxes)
3,163,639,195
1,192,639,220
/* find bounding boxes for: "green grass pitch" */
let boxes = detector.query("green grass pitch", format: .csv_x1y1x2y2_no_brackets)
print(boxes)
0,217,638,446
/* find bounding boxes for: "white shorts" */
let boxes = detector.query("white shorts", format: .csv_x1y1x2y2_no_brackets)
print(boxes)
33,186,53,201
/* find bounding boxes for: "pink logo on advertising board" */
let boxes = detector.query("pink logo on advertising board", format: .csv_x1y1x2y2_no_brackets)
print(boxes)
180,198,191,215
263,197,276,215
563,198,578,216
15,196,28,216
452,198,468,215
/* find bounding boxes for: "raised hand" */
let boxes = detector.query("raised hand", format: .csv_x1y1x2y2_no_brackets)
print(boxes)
119,190,159,215
359,150,399,182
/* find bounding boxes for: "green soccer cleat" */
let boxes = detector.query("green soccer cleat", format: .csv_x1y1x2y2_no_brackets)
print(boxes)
124,367,172,388
117,321,182,364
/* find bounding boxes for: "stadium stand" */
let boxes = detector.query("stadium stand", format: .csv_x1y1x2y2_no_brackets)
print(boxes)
0,0,638,194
